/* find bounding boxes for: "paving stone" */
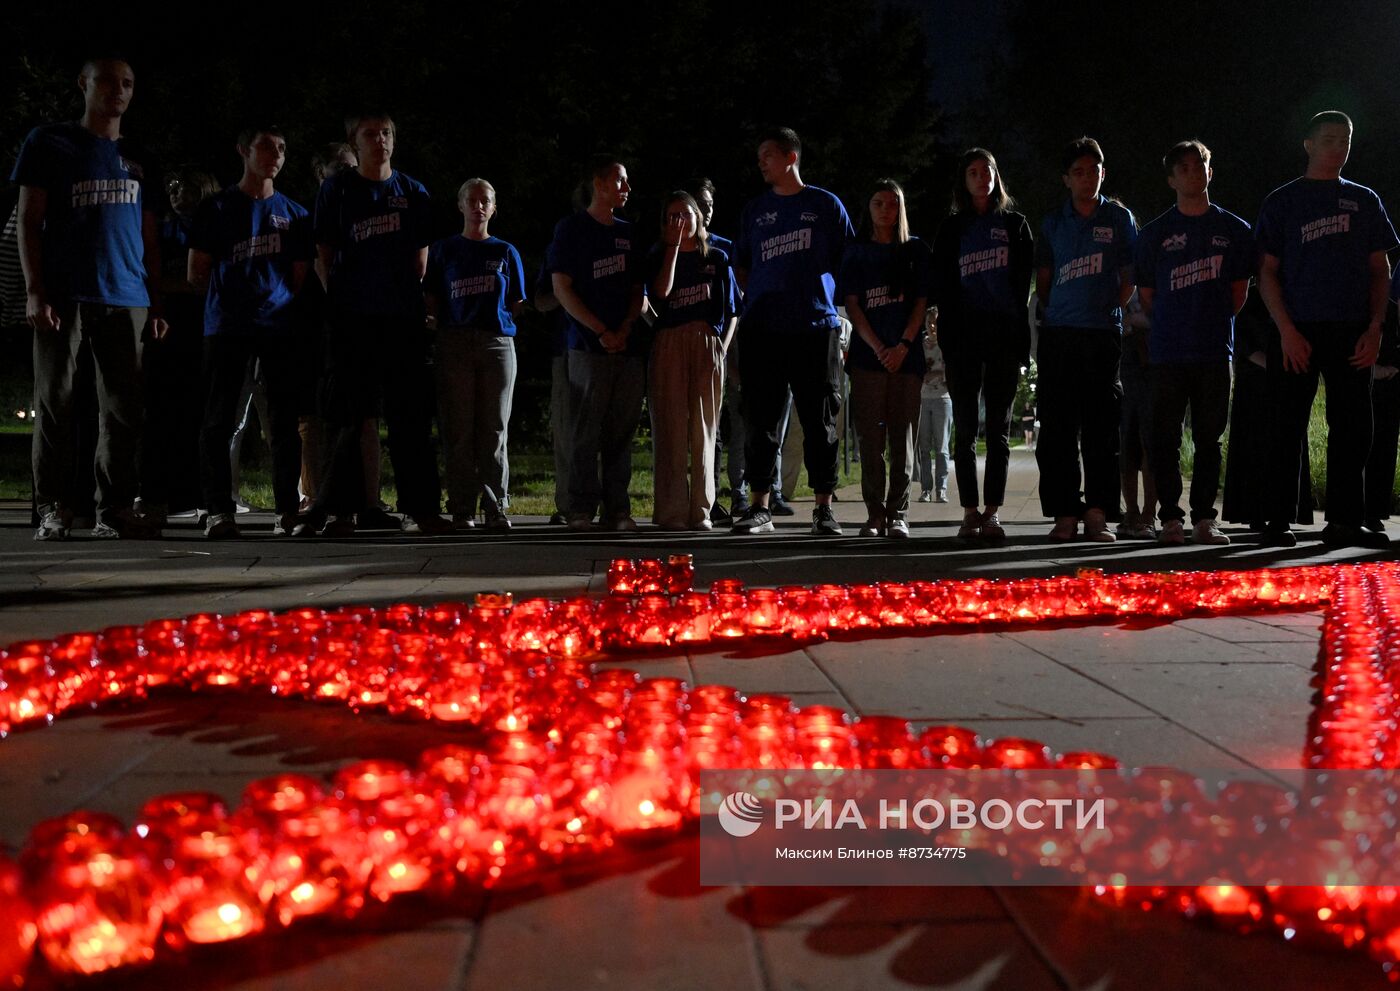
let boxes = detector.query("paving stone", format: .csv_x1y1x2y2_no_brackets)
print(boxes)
1004,622,1292,665
1173,616,1321,643
740,885,1006,927
690,646,834,695
757,919,1063,990
809,635,1154,720
1071,662,1312,770
464,851,761,991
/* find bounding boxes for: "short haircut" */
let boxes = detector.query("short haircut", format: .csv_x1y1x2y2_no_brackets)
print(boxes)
687,177,716,198
457,177,496,204
237,124,286,150
344,112,395,143
312,142,354,175
1308,110,1354,138
81,55,132,76
1061,136,1104,174
1163,139,1211,175
577,153,624,208
757,127,802,161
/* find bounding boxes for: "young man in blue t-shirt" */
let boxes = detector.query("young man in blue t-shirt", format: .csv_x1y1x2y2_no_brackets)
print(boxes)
1257,110,1398,548
1033,137,1137,542
1135,140,1253,547
547,155,646,531
731,127,854,536
189,125,312,539
308,111,449,537
13,57,168,541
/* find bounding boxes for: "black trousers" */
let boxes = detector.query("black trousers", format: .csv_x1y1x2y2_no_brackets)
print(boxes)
738,326,843,496
141,294,204,511
1267,321,1372,527
199,332,302,517
1148,361,1230,524
1035,327,1122,519
945,350,1020,508
314,312,441,519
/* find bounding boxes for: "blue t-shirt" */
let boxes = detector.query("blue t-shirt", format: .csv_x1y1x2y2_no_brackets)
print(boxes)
314,169,432,317
1255,177,1399,323
956,212,1031,318
190,187,312,335
10,122,154,307
545,211,644,354
645,244,739,336
839,238,930,375
424,235,526,336
1134,204,1254,364
735,185,853,335
1035,195,1137,330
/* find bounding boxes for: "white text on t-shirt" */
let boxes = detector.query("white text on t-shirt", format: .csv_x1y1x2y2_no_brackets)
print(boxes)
71,178,139,208
350,212,401,242
230,232,282,263
1168,254,1224,291
1301,214,1350,244
959,246,1008,277
760,228,812,261
1056,252,1103,285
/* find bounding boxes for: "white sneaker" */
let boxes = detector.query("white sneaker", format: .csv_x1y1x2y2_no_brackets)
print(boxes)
1159,519,1186,546
1192,519,1230,545
887,518,910,539
35,508,69,541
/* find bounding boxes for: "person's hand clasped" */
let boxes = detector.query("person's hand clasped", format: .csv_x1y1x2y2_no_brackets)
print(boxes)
879,341,906,373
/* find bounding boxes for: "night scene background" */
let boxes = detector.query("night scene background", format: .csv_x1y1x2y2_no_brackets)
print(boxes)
4,0,1399,426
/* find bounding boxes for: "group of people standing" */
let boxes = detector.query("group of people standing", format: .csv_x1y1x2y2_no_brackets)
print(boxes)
12,57,1400,550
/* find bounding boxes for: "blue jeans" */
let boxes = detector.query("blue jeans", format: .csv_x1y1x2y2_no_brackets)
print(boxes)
916,394,951,494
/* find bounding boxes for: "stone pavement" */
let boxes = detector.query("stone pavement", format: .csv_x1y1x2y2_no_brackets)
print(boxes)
0,448,1394,989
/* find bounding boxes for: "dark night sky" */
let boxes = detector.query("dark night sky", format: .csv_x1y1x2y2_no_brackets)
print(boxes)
6,0,1400,245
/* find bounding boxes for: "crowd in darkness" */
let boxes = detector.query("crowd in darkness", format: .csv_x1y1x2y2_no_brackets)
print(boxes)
10,57,1400,549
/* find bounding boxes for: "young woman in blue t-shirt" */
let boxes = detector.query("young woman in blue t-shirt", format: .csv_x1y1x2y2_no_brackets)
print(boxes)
930,148,1034,542
647,190,738,529
841,179,929,539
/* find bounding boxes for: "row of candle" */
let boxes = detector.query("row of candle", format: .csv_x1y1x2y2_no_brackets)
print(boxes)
0,564,1338,740
0,560,1392,984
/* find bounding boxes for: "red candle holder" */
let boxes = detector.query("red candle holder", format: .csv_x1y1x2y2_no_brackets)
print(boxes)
607,559,638,595
0,855,35,988
666,554,695,594
0,640,56,735
235,774,350,925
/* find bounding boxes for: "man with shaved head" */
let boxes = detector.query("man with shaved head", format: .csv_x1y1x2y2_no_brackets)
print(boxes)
12,56,167,541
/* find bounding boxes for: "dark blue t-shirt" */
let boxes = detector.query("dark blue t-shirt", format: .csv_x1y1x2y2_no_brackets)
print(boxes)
735,185,853,335
1134,204,1254,364
10,122,154,307
839,238,930,375
1255,177,1398,323
314,169,431,317
1035,195,1137,330
956,212,1030,318
424,235,526,336
190,187,312,335
645,244,738,336
545,211,644,354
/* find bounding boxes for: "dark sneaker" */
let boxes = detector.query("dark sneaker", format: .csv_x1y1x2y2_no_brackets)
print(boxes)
204,513,240,540
93,512,161,540
979,512,1006,542
567,515,595,532
1322,523,1389,549
730,505,775,534
549,511,569,525
485,513,513,531
1259,522,1297,547
958,510,983,540
321,516,357,538
769,495,796,517
452,515,478,530
359,507,400,530
730,496,750,519
811,504,843,536
273,514,298,537
710,502,733,524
